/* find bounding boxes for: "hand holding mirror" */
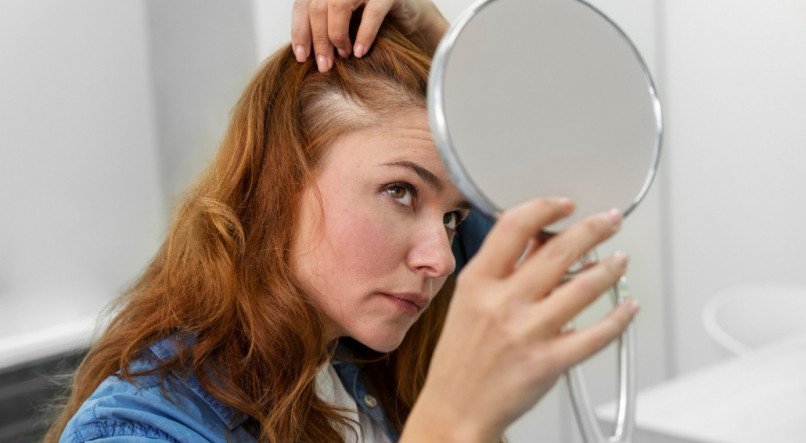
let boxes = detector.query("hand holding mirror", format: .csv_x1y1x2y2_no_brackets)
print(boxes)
428,0,662,441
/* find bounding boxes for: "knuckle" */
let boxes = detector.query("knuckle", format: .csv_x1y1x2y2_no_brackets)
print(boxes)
311,35,331,46
290,24,308,38
540,241,575,266
574,274,599,297
538,345,562,369
529,313,555,339
604,312,629,336
533,197,564,215
362,3,387,20
480,291,506,316
498,321,522,346
473,303,507,337
309,0,327,14
536,340,565,369
327,30,348,46
498,211,534,238
602,316,620,334
455,271,477,290
330,0,351,10
585,214,610,236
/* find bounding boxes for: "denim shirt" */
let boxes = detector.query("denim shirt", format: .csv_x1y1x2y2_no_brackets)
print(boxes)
60,211,493,443
60,337,399,442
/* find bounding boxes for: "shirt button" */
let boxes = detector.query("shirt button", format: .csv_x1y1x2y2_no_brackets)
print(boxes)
363,394,378,408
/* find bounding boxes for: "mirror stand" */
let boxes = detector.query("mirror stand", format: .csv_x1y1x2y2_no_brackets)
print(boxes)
565,267,636,443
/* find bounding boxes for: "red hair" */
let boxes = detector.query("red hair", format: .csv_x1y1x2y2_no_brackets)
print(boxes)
46,18,452,442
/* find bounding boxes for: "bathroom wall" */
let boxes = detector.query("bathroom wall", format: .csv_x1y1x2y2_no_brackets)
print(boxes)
661,0,806,374
144,0,256,210
0,0,256,367
0,0,164,365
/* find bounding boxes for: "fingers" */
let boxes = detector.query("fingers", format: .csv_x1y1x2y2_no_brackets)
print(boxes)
291,0,313,62
465,197,574,278
309,0,335,72
510,209,623,299
353,0,393,57
328,0,355,58
291,0,395,71
550,298,639,368
533,251,629,333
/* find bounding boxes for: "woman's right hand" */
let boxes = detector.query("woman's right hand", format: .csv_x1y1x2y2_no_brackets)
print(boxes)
402,198,640,442
291,0,448,72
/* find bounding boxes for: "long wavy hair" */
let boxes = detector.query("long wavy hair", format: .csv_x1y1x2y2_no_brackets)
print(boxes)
46,17,453,442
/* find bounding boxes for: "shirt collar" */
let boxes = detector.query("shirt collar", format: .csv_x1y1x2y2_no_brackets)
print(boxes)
147,335,251,430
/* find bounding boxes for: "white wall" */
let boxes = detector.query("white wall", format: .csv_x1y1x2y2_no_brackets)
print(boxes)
0,0,164,349
145,0,256,209
0,0,256,367
662,0,806,374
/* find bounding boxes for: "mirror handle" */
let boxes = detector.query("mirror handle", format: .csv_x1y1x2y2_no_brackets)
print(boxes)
565,275,636,443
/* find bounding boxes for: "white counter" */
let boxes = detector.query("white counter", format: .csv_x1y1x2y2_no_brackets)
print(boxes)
597,335,806,443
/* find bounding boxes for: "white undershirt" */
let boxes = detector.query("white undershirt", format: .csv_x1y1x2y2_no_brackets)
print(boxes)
315,363,392,443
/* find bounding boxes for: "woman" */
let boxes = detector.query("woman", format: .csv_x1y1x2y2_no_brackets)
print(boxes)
48,1,638,442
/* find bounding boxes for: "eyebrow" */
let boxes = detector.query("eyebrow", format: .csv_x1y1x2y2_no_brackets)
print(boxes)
381,160,473,209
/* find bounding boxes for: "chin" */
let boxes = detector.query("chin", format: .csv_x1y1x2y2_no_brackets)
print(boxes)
353,329,407,353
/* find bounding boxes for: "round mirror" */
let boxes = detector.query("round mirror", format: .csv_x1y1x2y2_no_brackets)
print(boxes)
429,0,662,232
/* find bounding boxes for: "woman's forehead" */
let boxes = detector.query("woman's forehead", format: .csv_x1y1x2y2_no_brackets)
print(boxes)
326,109,437,167
320,110,467,203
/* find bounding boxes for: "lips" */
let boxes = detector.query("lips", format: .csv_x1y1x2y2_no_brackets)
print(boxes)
382,292,429,312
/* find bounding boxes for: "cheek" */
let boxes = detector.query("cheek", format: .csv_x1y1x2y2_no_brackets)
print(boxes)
328,205,405,271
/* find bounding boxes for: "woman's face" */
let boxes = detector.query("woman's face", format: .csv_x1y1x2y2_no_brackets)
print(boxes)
291,108,470,352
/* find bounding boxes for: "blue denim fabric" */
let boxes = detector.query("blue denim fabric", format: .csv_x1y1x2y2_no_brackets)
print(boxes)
60,337,408,442
61,211,493,442
60,336,256,442
332,358,400,441
453,209,495,271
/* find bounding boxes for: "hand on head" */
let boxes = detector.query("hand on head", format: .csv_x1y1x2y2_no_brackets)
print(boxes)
291,0,447,72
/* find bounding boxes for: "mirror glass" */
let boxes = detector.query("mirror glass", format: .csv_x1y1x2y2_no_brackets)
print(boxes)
429,0,662,231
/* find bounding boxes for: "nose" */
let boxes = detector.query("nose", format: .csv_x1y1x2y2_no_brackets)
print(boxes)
407,219,456,278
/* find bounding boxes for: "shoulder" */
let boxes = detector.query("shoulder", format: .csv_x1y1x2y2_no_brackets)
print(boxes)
60,338,255,443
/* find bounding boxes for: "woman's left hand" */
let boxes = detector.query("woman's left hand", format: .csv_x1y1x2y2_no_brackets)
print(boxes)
291,0,447,72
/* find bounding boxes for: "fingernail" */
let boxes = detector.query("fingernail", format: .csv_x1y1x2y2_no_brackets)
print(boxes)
557,197,574,214
317,54,327,72
612,250,629,269
602,208,622,230
294,45,306,62
337,47,348,58
625,298,640,313
354,43,365,58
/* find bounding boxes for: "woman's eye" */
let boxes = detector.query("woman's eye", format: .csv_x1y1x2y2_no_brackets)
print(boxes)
443,211,464,230
387,184,414,207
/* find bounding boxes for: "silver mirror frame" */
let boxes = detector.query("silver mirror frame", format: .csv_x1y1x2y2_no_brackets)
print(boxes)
428,0,664,223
